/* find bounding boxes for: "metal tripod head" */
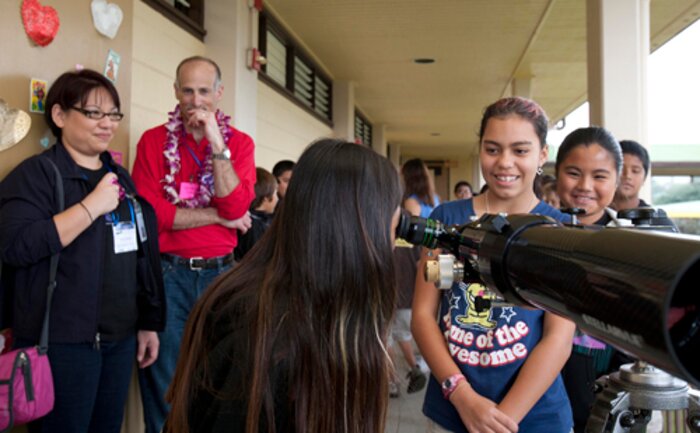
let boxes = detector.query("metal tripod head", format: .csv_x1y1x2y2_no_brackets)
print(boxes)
586,361,700,433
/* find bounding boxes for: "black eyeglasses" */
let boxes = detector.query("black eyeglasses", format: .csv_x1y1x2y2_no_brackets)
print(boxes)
70,107,125,121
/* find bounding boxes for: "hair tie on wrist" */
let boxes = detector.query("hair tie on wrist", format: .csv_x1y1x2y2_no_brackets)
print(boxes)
79,201,94,223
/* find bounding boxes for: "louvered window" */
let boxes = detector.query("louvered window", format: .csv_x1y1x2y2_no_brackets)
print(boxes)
354,111,372,146
265,30,286,87
142,0,205,40
259,11,333,124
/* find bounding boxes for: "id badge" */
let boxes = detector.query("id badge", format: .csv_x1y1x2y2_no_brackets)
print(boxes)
179,182,198,200
132,199,148,242
113,222,138,254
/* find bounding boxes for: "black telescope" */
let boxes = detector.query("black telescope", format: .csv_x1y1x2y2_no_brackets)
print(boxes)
396,212,700,388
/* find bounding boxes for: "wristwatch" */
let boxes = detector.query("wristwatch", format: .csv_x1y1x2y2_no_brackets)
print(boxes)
441,373,466,399
212,148,231,160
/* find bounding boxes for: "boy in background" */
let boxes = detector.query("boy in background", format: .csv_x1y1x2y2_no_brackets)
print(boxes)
234,168,278,260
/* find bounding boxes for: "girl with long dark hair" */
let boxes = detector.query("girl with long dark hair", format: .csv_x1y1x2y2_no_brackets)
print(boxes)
165,139,403,433
402,158,440,218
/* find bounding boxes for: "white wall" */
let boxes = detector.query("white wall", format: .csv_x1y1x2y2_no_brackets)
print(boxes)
128,0,206,169
256,81,333,170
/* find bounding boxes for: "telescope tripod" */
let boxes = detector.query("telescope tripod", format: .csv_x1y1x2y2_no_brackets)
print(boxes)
586,361,700,433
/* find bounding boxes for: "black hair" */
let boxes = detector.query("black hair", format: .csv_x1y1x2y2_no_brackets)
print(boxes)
272,160,295,178
45,69,121,140
555,126,622,176
619,140,650,178
168,139,402,433
401,159,433,205
453,180,473,196
250,167,277,210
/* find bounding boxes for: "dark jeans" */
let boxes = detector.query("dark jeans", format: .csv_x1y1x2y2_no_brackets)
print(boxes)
17,335,136,433
139,258,232,433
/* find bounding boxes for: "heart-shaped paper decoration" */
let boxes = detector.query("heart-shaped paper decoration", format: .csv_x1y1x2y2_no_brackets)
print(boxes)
0,100,32,152
21,0,60,47
91,0,123,39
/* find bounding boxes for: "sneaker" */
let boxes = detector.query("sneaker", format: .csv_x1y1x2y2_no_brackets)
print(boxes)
389,381,400,398
406,366,427,393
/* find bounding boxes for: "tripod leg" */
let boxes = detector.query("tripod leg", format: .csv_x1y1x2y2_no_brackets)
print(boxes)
687,392,700,433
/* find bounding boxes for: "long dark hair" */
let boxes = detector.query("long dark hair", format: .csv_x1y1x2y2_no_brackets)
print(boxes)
401,158,433,206
166,139,402,433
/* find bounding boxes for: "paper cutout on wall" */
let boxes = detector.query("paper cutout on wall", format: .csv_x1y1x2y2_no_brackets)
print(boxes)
109,150,123,166
91,0,123,39
0,100,32,152
21,0,60,47
30,78,48,114
39,129,54,149
104,49,121,83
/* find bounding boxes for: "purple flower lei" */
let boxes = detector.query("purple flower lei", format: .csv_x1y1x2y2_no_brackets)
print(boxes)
162,105,232,208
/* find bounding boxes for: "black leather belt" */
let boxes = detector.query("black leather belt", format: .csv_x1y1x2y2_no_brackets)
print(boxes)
161,253,235,271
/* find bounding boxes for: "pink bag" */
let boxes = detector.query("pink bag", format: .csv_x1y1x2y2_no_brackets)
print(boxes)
0,157,62,432
0,347,54,431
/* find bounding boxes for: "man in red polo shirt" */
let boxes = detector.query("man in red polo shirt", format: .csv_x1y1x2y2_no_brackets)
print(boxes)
132,56,255,433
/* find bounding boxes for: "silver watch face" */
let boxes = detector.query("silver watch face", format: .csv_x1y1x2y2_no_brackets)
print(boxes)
214,148,231,159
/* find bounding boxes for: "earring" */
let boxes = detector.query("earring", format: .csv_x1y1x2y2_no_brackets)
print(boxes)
536,166,543,175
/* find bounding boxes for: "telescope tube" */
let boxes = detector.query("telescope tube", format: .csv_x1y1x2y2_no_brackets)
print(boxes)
400,213,700,387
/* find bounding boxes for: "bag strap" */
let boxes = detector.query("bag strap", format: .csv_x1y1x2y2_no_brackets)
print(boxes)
38,158,64,354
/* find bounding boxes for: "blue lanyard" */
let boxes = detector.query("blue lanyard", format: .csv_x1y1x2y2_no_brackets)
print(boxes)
109,199,135,224
181,133,203,169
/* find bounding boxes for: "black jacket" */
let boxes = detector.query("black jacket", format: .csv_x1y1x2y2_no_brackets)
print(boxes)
0,143,165,343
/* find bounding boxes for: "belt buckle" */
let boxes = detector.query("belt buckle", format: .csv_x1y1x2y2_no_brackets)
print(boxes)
189,256,204,271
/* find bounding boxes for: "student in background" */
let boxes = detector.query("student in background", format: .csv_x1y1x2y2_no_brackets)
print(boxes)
555,126,623,433
612,140,650,211
556,127,622,227
272,159,295,202
453,181,473,200
234,167,278,261
611,140,676,228
402,158,440,218
538,174,560,209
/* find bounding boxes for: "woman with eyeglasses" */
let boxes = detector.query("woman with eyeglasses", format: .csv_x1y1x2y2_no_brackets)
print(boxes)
0,69,165,433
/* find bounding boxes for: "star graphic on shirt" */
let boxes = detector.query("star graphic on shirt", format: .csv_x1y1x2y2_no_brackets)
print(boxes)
448,293,461,310
499,307,517,323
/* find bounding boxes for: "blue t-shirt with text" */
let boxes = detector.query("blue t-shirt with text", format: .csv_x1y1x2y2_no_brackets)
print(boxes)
422,199,573,433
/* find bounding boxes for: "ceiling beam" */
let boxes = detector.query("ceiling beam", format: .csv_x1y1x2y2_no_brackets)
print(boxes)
499,0,558,99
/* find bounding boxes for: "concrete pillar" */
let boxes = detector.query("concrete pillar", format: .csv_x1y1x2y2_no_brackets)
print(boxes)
332,81,355,141
511,76,534,99
206,0,259,139
372,124,387,157
586,0,649,142
389,143,401,168
586,0,650,199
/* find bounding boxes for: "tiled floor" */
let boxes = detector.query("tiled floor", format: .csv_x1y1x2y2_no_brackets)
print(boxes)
386,351,431,433
386,380,429,433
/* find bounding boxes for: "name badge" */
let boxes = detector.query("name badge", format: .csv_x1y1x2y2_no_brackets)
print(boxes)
113,222,138,254
132,199,148,242
179,182,198,200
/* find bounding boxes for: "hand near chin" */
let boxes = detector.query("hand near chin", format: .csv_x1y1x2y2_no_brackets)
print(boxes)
186,108,224,149
83,172,121,217
451,386,519,433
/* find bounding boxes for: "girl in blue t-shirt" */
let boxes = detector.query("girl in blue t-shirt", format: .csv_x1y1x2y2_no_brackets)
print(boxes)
402,158,441,218
412,97,575,433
